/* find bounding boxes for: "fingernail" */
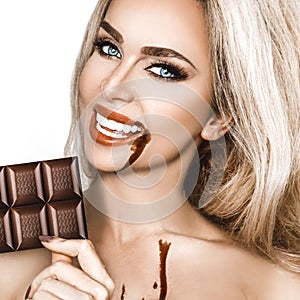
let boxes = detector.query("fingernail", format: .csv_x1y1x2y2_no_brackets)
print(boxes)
39,235,54,243
25,285,31,299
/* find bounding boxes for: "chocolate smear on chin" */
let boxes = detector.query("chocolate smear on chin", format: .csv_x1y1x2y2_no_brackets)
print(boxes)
118,129,151,171
129,130,151,165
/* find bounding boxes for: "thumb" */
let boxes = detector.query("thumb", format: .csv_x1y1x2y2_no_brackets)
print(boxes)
39,236,73,264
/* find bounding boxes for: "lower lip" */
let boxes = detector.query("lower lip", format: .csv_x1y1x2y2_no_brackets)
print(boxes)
89,111,145,146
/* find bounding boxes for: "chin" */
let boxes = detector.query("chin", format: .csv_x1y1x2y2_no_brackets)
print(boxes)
84,137,133,173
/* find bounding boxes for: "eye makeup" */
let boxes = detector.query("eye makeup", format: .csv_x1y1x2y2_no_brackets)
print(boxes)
93,35,191,82
145,59,190,82
94,36,122,60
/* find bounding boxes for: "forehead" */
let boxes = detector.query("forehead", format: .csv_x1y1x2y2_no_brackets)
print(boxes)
104,0,207,49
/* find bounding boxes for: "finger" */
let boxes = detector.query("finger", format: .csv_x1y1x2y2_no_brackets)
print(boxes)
51,252,72,264
40,237,114,293
39,236,73,264
28,260,109,300
37,277,94,300
31,290,61,300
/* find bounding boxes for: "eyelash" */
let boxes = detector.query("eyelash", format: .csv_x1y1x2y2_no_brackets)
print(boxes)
93,37,190,82
145,60,189,82
94,37,121,59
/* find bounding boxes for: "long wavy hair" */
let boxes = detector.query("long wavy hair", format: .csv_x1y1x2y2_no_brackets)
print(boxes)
65,0,300,273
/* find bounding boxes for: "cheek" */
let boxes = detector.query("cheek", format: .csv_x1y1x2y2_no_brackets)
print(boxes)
79,54,108,110
143,101,202,137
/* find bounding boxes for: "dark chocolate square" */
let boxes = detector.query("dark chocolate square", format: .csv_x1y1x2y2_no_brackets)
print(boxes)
6,162,44,206
0,209,14,252
42,157,81,202
10,204,48,250
0,167,8,209
47,200,86,239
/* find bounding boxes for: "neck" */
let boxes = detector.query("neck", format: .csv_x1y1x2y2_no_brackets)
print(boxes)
84,154,188,219
84,197,206,247
83,141,210,245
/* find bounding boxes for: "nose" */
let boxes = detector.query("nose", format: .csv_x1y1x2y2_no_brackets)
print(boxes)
101,61,136,103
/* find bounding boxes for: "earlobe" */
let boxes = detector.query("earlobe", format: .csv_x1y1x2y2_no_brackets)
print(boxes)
200,116,232,141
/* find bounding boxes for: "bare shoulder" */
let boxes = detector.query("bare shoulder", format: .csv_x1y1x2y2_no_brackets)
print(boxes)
218,243,300,299
258,263,300,299
0,248,51,300
165,233,300,300
163,234,246,299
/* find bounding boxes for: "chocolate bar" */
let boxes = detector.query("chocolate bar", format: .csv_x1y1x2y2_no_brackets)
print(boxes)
0,157,87,253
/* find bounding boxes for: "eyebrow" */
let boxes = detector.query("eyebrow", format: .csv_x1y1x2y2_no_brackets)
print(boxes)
100,21,196,69
100,21,124,44
141,46,196,69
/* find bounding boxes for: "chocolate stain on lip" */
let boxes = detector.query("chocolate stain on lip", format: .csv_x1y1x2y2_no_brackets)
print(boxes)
159,239,171,300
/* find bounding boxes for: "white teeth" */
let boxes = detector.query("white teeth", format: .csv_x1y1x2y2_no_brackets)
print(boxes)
115,122,124,131
95,112,142,138
102,119,109,128
107,119,117,128
123,125,131,134
131,125,138,133
96,112,132,132
96,113,106,124
96,123,125,139
96,113,122,131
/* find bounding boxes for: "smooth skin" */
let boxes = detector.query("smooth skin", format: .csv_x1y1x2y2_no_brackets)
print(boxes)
1,0,300,299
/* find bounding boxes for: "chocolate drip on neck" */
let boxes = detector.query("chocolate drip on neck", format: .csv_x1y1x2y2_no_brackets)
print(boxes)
120,284,125,299
159,239,171,300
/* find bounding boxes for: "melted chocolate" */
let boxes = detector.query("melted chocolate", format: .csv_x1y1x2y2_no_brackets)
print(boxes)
120,284,125,300
159,239,171,300
118,239,170,300
129,129,151,165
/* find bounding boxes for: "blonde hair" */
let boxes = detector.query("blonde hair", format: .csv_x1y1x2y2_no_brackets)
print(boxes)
65,0,300,273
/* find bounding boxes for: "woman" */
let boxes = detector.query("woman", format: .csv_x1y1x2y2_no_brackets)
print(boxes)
5,0,299,298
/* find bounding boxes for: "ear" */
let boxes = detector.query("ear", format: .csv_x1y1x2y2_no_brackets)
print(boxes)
201,116,232,141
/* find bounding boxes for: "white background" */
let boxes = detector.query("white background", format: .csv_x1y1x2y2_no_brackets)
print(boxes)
0,0,98,166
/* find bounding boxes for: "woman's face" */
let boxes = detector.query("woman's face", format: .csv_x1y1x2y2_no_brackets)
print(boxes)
79,0,212,172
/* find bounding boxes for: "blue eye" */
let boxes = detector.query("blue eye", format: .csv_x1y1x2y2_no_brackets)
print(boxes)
145,63,188,81
149,66,174,78
102,44,121,58
94,37,122,59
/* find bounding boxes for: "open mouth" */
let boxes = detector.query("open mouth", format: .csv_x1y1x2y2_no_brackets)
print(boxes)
90,104,147,146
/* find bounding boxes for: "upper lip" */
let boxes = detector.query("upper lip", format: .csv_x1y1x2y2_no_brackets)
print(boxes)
94,103,136,126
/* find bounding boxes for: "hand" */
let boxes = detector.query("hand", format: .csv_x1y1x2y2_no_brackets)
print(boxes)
25,236,114,300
